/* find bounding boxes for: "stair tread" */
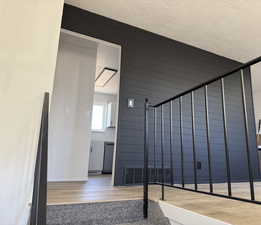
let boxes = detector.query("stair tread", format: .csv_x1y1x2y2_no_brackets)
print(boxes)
47,200,170,225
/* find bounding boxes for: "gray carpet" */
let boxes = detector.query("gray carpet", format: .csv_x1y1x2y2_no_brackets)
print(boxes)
117,221,155,225
47,200,170,225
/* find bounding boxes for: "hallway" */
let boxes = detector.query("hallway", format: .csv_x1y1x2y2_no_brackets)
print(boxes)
47,174,143,205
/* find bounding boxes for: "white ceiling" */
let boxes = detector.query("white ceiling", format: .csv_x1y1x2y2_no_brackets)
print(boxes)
65,0,261,63
60,29,121,95
65,0,261,94
95,43,121,95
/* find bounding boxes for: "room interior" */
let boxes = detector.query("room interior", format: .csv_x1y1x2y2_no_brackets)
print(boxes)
48,30,121,186
4,1,261,225
89,42,121,184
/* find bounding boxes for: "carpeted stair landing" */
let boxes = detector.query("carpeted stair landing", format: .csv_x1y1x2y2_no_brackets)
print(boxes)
47,200,170,225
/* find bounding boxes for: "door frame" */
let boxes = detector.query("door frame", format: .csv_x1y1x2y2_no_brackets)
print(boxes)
60,29,122,185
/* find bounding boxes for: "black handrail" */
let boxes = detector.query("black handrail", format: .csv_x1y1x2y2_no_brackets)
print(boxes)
153,56,261,107
30,92,49,225
144,55,261,219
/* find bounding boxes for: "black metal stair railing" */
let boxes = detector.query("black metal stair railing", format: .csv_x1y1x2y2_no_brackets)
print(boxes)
143,56,261,218
30,92,49,225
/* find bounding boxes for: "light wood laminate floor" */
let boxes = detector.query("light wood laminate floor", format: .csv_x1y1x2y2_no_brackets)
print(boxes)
48,175,261,225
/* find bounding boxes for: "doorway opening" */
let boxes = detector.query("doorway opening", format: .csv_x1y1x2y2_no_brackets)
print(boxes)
48,29,121,193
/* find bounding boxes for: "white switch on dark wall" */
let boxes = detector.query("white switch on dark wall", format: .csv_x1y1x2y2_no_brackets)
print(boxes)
128,98,135,108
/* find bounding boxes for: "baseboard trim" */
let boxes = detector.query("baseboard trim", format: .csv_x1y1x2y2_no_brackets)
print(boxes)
159,200,231,225
19,203,31,225
48,178,88,182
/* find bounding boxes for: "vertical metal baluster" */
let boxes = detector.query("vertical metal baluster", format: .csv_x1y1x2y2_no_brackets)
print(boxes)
154,108,157,182
179,97,185,188
143,99,149,218
170,101,174,185
220,78,232,196
191,91,198,190
204,85,213,193
247,66,260,186
161,105,165,200
240,70,255,201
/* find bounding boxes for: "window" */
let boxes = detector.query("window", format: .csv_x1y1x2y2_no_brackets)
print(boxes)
91,104,105,131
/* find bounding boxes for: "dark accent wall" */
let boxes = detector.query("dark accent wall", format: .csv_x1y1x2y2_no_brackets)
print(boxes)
148,67,260,185
62,4,260,185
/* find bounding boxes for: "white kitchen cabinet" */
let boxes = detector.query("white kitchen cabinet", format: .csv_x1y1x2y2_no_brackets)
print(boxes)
88,141,104,173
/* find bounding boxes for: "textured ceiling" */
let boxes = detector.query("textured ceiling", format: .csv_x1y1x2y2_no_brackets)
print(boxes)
64,0,261,94
65,0,261,63
60,30,120,94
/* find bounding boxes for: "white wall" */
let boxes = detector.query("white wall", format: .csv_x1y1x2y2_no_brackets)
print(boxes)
0,1,64,224
48,35,97,182
253,90,261,132
92,93,117,142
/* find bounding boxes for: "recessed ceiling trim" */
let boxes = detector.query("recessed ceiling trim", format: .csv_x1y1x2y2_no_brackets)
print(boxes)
95,67,118,87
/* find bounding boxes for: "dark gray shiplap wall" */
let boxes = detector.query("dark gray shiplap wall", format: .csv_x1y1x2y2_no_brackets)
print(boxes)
62,4,260,185
148,68,260,185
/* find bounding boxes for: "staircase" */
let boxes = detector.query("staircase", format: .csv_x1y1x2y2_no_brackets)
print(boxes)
31,56,261,225
47,200,170,225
